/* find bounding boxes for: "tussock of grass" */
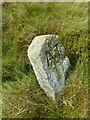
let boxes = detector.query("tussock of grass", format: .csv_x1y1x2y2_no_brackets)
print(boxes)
2,2,88,118
2,70,88,118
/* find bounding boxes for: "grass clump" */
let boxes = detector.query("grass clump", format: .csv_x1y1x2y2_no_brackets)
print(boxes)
2,2,88,118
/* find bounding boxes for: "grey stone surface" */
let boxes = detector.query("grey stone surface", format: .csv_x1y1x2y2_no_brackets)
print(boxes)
27,35,70,101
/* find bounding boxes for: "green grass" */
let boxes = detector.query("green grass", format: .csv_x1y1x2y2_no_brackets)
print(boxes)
2,2,88,118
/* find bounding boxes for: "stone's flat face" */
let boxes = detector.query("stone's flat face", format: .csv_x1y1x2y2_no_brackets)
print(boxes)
27,35,70,100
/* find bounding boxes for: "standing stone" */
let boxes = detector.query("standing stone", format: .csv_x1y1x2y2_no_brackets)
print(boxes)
27,35,70,101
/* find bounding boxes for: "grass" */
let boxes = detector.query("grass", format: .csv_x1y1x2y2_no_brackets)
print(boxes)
2,2,88,118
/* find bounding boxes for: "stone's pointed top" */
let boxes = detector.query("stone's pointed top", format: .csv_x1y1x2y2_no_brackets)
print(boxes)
33,34,59,39
27,35,70,101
